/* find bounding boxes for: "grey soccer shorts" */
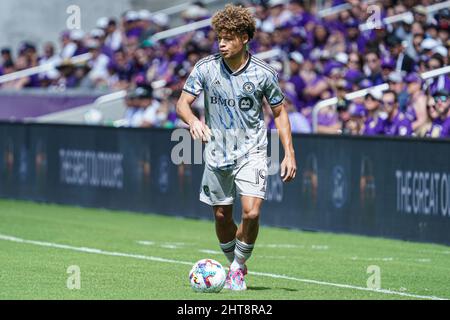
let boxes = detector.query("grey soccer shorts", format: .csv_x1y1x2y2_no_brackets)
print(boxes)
199,151,268,206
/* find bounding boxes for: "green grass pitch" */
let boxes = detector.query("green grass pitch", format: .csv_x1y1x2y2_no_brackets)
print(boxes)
0,199,449,300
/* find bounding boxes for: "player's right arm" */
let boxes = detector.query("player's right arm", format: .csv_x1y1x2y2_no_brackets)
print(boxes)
176,91,211,142
176,60,212,142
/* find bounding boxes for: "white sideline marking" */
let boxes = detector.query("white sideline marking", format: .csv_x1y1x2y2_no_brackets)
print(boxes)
0,233,446,300
0,234,192,266
259,244,304,248
160,244,179,249
137,241,155,246
199,249,222,255
311,245,329,250
137,241,189,249
259,244,329,250
351,256,395,262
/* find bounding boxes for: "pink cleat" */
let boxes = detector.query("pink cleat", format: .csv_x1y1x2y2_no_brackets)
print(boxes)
223,265,247,291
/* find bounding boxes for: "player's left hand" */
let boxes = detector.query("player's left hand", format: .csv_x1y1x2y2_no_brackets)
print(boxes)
280,155,297,182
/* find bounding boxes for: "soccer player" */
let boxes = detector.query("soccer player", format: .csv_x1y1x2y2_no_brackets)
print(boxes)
176,4,297,291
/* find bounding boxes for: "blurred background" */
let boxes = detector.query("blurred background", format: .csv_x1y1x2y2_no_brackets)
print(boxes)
0,0,449,138
0,0,450,248
0,0,216,51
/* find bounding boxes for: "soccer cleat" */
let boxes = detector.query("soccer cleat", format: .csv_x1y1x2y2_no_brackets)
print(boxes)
223,265,247,291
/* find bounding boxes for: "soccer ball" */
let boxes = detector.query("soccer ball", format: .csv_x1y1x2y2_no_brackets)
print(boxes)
189,259,226,293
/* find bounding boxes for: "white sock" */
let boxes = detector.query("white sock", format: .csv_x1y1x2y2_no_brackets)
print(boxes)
231,239,254,270
219,239,236,264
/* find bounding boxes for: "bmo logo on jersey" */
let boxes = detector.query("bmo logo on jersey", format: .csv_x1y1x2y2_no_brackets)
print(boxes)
210,95,254,111
210,96,236,107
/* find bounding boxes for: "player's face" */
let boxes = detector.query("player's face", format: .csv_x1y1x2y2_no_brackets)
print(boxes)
217,32,248,59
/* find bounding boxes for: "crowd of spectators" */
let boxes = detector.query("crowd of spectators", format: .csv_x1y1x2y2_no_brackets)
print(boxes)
0,0,449,137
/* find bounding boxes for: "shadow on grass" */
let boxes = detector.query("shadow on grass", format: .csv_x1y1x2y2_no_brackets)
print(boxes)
247,286,271,291
247,286,299,292
279,287,299,292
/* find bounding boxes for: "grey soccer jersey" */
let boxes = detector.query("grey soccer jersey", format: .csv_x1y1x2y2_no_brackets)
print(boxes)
183,52,284,169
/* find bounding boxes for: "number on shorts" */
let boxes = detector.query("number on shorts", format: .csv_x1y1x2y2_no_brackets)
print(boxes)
255,169,267,185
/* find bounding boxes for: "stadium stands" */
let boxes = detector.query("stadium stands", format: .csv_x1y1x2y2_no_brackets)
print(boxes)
0,0,449,137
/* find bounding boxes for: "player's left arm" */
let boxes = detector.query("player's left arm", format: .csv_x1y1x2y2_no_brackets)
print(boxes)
271,102,297,182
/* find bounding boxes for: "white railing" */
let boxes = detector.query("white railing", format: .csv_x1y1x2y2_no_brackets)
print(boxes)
153,0,226,16
317,0,376,17
359,0,450,31
312,65,450,132
150,18,212,41
0,53,92,85
318,3,351,17
150,6,256,42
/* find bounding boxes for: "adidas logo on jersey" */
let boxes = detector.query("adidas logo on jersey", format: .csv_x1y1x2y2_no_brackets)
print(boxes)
212,79,221,86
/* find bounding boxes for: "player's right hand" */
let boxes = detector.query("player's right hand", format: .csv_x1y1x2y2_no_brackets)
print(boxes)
189,119,212,143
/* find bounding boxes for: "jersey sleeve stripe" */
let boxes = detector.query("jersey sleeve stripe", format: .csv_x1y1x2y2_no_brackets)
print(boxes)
182,88,198,97
252,57,278,77
195,54,221,69
252,55,277,71
270,96,285,107
251,59,278,78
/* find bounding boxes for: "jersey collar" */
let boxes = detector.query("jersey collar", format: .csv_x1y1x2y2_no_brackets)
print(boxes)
221,52,251,76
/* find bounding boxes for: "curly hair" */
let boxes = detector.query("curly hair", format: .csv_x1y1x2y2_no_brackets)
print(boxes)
211,4,256,40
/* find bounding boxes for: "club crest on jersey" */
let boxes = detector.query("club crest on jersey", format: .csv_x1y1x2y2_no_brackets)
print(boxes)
239,97,254,111
203,185,210,196
243,82,255,94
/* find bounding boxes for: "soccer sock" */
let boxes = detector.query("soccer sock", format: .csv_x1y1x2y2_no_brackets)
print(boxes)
220,239,236,264
231,239,254,271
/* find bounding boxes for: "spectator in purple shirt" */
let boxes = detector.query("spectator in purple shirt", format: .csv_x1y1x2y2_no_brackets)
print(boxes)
427,54,450,94
346,52,363,73
287,51,306,109
363,89,387,136
387,72,409,112
311,23,329,52
404,72,428,133
90,28,114,60
432,89,450,138
1,48,13,67
424,94,445,138
284,92,311,134
123,11,143,39
316,79,348,134
0,60,16,88
343,18,367,53
364,51,384,86
347,102,367,135
381,56,395,81
301,59,329,112
70,30,88,57
382,90,413,137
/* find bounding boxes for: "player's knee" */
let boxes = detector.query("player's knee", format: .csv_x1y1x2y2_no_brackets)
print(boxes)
242,208,260,221
214,211,226,222
214,207,232,223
